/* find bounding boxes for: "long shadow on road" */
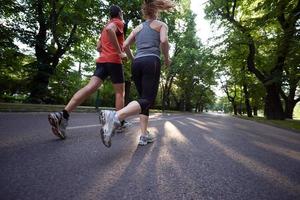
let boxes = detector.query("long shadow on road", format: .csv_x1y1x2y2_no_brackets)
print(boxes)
170,116,300,200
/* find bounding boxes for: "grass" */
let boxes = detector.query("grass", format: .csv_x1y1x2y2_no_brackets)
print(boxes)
0,103,98,113
236,115,300,133
0,103,179,114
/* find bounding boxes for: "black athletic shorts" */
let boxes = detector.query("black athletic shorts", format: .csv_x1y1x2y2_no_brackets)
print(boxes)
93,63,124,84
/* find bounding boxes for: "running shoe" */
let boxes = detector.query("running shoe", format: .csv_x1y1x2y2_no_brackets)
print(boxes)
114,120,132,134
114,126,124,134
99,110,120,147
98,110,105,127
48,112,68,139
121,120,132,128
138,131,155,146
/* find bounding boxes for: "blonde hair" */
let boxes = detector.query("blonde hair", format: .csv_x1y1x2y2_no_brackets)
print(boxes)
142,0,175,19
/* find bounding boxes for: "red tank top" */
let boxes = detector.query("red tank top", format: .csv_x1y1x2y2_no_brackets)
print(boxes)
96,18,124,64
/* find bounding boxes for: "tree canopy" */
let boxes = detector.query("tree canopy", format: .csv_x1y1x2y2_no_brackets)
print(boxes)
1,0,299,119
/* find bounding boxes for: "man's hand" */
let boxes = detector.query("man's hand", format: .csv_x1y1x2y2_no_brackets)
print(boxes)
119,52,127,61
96,46,102,52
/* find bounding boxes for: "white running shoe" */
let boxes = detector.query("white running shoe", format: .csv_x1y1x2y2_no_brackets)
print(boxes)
99,110,120,147
48,112,68,139
138,131,155,146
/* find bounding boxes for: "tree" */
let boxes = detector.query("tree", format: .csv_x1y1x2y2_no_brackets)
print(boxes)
2,0,104,103
205,0,300,119
280,38,300,118
160,1,216,112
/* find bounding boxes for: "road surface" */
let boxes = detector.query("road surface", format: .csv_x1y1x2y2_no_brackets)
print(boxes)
0,112,300,200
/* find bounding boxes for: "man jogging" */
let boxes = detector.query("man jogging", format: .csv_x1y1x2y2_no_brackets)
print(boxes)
48,5,127,139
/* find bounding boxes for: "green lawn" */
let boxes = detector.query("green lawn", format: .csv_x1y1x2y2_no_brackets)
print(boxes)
0,103,97,112
0,103,177,114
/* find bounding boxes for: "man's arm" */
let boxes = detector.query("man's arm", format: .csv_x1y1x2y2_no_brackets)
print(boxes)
96,35,102,52
106,23,126,58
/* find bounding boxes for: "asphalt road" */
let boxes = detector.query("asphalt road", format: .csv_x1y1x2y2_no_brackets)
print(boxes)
0,112,300,200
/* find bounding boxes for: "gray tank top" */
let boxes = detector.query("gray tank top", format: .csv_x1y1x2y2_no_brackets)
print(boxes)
134,21,160,59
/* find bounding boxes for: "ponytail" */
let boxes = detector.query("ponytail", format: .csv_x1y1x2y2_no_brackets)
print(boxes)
142,0,175,19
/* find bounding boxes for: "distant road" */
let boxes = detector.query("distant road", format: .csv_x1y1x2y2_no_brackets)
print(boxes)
1,112,300,200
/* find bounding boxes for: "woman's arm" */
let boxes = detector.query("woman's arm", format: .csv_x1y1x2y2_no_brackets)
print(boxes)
160,23,171,67
123,24,143,61
123,31,135,61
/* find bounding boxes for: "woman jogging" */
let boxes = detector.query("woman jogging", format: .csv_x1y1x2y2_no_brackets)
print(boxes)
99,0,174,147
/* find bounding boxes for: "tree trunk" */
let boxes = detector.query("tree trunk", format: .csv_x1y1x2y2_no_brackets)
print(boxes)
162,75,174,111
243,84,253,117
264,84,284,120
284,100,296,119
233,103,237,115
280,83,299,119
237,106,242,115
124,80,131,105
28,62,53,103
162,90,170,112
253,107,258,116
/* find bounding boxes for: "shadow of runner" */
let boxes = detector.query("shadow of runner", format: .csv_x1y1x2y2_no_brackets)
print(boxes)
101,126,163,200
165,118,300,200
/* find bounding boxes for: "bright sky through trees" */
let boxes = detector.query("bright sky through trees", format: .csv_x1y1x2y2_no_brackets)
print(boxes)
190,0,225,97
190,0,211,44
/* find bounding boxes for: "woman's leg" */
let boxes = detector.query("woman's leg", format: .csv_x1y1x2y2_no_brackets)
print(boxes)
116,101,141,121
139,114,149,134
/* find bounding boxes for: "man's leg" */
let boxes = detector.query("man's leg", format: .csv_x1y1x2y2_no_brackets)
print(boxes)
48,76,102,139
65,76,103,113
112,83,125,111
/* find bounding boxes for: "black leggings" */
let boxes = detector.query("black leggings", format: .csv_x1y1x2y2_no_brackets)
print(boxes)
132,56,161,116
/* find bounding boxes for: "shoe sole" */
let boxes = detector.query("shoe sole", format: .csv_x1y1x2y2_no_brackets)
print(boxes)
48,114,65,140
138,138,155,146
100,127,111,148
99,110,105,126
100,110,116,148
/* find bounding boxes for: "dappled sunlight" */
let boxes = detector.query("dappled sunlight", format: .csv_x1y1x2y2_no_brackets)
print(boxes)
82,155,133,199
207,121,226,128
253,141,300,162
163,121,189,144
81,129,158,199
252,130,300,145
189,122,212,132
149,113,163,119
231,123,300,145
186,117,207,126
175,120,187,126
155,138,201,198
233,123,248,129
203,135,300,196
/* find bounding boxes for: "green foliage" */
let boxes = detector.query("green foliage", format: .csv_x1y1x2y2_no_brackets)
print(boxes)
205,0,300,119
48,58,83,104
214,96,232,113
1,0,217,111
159,2,217,111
